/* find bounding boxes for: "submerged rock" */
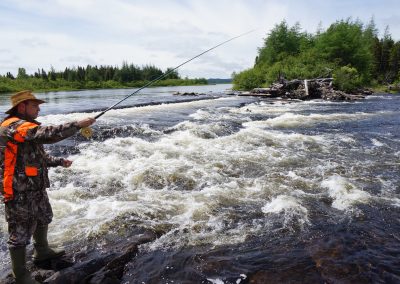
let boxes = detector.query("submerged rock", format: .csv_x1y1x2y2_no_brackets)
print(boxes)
173,92,207,96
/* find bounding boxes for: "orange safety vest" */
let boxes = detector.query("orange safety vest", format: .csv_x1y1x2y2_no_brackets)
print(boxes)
1,117,39,201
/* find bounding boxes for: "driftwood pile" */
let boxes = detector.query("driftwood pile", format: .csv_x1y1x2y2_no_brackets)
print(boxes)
241,78,373,101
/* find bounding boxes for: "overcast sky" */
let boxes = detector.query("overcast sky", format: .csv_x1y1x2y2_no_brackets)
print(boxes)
1,0,400,78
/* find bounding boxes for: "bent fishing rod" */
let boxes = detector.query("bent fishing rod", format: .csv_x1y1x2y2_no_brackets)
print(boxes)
80,29,256,138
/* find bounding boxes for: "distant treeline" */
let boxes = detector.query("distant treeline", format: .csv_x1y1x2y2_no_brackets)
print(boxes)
207,78,232,84
0,62,208,93
233,19,400,92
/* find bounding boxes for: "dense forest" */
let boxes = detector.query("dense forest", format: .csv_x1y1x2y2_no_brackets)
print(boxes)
233,19,400,92
0,62,208,93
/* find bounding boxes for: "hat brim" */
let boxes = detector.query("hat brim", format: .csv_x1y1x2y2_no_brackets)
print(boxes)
5,99,45,114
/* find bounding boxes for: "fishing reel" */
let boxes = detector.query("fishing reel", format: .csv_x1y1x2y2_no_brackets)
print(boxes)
80,113,101,138
80,127,93,138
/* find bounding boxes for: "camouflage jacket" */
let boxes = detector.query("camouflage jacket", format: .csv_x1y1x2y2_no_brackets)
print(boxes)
0,115,80,202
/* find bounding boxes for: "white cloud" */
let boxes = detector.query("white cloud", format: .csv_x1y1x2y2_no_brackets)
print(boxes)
0,0,399,78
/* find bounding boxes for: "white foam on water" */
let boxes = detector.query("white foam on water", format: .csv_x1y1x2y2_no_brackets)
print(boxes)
371,138,385,147
37,97,234,125
48,181,143,242
321,175,371,210
207,279,224,284
244,112,376,129
206,274,247,284
189,108,241,122
238,274,247,284
172,120,240,139
44,118,329,248
229,101,297,115
336,134,357,144
366,95,393,100
37,112,100,125
141,181,274,250
287,171,300,179
107,97,233,118
230,99,372,118
261,195,309,228
392,199,400,207
241,125,330,154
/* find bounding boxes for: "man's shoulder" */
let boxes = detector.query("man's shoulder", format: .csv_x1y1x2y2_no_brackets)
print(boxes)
1,116,23,127
1,116,40,128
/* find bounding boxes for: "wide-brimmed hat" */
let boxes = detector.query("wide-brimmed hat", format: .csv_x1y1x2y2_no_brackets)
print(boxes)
5,90,45,114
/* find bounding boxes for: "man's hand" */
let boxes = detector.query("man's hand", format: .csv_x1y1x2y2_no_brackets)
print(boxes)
62,159,73,168
77,117,96,128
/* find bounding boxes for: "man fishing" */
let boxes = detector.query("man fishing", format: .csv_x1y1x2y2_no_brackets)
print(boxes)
0,90,95,283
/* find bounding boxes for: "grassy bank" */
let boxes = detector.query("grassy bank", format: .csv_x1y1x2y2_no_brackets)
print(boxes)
0,77,208,94
371,84,400,94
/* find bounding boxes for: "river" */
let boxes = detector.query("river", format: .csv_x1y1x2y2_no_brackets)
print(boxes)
0,85,399,283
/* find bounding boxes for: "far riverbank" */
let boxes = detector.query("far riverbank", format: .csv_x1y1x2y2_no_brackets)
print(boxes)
0,77,212,94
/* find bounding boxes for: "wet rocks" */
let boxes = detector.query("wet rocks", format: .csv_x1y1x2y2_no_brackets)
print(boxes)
44,231,157,283
43,254,118,284
173,92,207,96
1,230,157,284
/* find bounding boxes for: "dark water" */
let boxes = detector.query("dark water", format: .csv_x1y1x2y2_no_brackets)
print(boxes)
0,86,399,283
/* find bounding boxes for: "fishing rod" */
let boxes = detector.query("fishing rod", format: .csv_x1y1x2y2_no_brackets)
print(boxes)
80,29,256,138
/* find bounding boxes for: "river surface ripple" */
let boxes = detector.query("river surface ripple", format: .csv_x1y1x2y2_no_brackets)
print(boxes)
0,85,399,283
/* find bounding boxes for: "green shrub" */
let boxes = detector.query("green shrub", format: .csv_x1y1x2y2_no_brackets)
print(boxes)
333,66,362,92
232,68,265,90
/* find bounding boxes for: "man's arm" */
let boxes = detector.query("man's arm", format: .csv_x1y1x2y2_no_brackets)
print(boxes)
45,153,64,167
27,122,80,144
20,118,95,144
45,154,73,168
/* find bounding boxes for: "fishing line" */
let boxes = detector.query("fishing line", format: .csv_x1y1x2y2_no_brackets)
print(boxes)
80,29,257,138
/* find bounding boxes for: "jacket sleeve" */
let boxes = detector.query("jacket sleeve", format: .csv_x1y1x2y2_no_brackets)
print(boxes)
16,121,81,144
45,153,64,167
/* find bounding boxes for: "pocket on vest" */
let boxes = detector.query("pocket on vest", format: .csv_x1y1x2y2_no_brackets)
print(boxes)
25,166,38,176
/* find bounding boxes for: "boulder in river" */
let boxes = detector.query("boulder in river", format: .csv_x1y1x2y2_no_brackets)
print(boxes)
173,92,207,96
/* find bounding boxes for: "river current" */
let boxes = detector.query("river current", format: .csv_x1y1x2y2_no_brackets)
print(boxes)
0,85,399,283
